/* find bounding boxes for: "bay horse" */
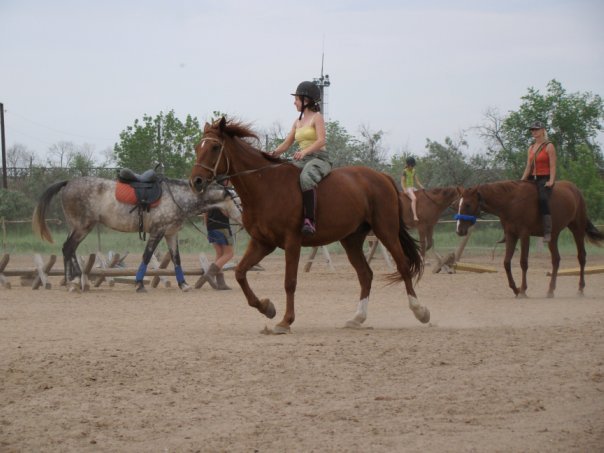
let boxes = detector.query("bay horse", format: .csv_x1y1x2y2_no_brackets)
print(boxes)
189,118,429,333
33,176,241,292
400,187,460,257
455,180,604,298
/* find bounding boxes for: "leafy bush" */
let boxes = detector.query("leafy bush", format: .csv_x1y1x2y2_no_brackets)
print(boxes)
0,189,34,220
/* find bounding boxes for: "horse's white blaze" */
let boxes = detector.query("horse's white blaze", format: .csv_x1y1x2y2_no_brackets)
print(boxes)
456,197,464,233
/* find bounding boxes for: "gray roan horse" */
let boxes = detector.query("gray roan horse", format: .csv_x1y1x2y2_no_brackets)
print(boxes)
33,176,241,292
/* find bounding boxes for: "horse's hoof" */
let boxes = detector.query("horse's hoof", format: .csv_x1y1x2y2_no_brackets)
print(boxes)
516,293,528,299
409,296,430,324
135,284,147,293
546,292,554,299
272,324,291,335
68,283,80,293
416,307,430,324
344,320,363,329
260,299,276,319
180,283,192,292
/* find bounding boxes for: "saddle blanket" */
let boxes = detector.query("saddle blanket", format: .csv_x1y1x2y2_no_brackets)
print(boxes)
115,181,161,208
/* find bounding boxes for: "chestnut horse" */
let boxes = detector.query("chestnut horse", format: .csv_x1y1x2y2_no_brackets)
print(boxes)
455,180,603,298
401,187,460,257
190,118,429,333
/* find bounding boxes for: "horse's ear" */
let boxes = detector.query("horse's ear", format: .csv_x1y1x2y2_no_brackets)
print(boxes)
219,116,227,131
204,122,211,132
456,186,464,196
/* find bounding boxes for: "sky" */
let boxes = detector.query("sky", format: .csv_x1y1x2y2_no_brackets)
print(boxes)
1,0,603,164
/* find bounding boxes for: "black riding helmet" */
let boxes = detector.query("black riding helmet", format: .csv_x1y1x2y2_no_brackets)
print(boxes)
292,81,321,102
406,156,417,166
291,81,321,119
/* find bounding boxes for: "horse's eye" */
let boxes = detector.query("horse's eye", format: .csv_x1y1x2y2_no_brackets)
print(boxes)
212,144,220,152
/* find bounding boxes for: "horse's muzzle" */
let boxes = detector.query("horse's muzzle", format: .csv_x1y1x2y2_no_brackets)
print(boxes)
190,176,205,194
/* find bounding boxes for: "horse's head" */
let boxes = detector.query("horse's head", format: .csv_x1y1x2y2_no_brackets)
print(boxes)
455,186,481,236
190,118,229,194
189,117,258,194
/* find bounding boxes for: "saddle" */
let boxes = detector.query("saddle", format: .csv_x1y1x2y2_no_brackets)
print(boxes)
116,168,163,240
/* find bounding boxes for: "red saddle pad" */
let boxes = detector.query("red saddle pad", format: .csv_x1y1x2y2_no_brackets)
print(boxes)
115,182,161,208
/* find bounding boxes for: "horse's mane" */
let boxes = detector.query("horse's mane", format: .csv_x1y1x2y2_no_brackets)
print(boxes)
219,119,290,164
482,180,525,196
428,186,456,196
221,119,258,141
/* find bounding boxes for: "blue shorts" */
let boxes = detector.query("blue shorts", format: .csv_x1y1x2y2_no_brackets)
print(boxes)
208,228,233,246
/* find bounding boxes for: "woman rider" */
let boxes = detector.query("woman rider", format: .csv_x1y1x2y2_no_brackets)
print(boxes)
520,120,557,242
270,81,332,235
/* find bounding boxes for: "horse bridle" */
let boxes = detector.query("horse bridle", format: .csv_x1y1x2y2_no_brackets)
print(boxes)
193,137,231,186
453,189,482,225
193,136,287,188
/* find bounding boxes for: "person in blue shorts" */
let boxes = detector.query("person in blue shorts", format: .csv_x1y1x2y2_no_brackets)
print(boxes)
204,180,234,290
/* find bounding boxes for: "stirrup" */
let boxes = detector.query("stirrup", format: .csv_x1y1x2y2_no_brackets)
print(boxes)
301,218,316,235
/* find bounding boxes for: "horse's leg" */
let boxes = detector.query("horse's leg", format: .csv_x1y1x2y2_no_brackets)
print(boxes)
518,235,530,297
235,239,277,319
165,233,191,292
135,232,164,293
269,242,302,334
62,228,92,292
340,232,373,328
372,226,430,324
568,225,586,295
546,235,561,298
418,226,427,259
425,225,434,254
503,235,521,297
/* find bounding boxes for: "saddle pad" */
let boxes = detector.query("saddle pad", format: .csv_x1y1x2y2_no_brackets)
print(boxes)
115,182,161,208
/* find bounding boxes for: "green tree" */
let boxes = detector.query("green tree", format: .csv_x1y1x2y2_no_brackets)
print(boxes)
114,110,202,178
355,125,387,171
0,189,34,220
325,120,360,168
559,144,604,220
421,136,472,186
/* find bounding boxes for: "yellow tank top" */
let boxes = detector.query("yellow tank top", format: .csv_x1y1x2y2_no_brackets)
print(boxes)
403,167,415,188
295,125,318,150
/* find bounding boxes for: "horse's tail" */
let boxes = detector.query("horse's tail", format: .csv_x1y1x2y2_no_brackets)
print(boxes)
32,180,68,244
586,219,604,246
386,176,423,283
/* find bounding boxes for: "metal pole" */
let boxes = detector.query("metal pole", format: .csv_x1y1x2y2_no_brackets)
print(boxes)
1,103,7,189
313,53,330,118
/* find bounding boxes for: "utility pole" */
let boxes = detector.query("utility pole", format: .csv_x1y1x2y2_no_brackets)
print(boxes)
313,52,330,118
1,103,7,189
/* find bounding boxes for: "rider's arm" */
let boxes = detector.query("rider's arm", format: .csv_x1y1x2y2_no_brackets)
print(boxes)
546,143,557,186
272,122,296,156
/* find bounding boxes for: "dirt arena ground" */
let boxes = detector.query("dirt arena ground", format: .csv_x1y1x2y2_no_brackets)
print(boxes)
1,250,603,452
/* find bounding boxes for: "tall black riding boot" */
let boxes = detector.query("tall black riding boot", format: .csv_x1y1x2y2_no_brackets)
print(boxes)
301,189,316,235
543,214,552,243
